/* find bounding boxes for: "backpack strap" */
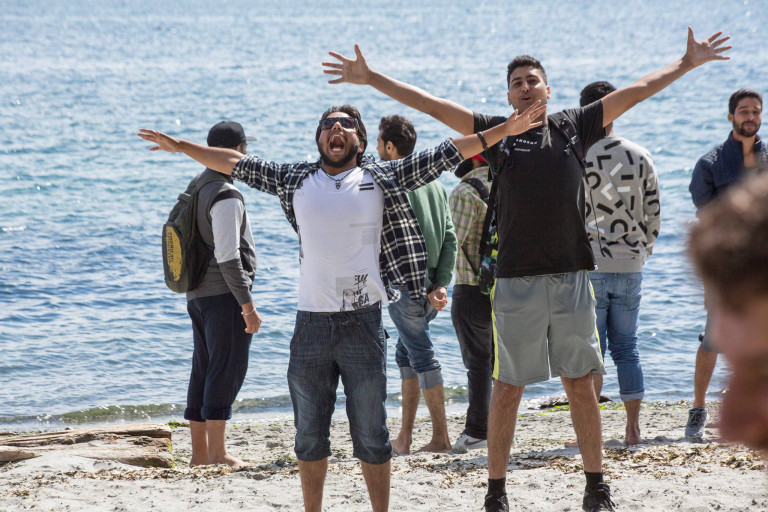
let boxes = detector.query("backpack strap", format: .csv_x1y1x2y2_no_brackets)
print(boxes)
193,169,229,193
477,135,514,257
210,188,244,208
462,177,489,204
548,112,586,170
194,170,239,213
548,112,604,258
191,171,235,259
477,176,502,258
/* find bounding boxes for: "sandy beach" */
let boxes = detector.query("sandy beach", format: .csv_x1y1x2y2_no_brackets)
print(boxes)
1,402,765,511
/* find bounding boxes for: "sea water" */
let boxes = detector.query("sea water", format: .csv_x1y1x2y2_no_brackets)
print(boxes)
1,0,766,430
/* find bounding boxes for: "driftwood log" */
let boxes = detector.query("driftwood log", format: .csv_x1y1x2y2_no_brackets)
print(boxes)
0,423,173,468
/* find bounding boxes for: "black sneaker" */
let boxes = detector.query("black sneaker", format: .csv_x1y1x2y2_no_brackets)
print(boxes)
484,492,509,512
582,483,616,511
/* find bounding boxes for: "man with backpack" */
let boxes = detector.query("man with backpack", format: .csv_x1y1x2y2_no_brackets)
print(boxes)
139,102,544,512
324,27,730,511
377,115,457,455
448,155,494,453
183,121,261,469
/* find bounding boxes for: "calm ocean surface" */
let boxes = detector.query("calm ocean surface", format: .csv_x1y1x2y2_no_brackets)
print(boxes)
2,1,766,431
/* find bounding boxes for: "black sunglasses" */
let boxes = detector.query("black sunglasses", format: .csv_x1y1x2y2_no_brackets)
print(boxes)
319,117,358,131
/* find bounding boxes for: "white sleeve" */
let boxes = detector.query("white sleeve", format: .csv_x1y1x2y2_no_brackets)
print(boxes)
210,198,244,264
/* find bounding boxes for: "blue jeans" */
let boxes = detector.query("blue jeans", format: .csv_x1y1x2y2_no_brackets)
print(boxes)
287,304,392,465
589,272,644,401
387,286,442,389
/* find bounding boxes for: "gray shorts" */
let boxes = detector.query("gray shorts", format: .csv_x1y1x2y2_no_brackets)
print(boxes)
491,270,605,386
700,313,719,353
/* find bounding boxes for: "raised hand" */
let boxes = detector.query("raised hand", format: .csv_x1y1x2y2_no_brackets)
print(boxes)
682,27,731,68
323,44,371,85
504,100,547,136
137,129,182,152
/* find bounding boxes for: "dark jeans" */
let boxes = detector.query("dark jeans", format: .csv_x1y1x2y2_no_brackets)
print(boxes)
288,304,391,465
184,293,252,422
451,284,493,439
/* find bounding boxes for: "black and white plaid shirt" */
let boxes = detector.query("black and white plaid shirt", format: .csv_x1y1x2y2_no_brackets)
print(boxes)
232,139,462,302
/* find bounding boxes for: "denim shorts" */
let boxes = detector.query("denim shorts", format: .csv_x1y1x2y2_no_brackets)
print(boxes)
287,303,391,465
388,285,442,389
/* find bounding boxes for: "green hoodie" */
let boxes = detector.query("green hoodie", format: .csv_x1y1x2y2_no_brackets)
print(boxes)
407,180,457,290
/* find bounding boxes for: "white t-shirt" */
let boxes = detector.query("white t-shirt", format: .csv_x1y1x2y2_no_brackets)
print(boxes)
293,167,387,312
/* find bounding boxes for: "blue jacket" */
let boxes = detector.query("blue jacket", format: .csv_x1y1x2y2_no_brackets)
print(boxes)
689,132,768,209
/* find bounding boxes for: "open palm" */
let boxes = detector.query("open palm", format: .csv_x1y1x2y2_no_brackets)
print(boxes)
323,44,371,85
137,129,181,152
505,101,547,136
684,27,731,68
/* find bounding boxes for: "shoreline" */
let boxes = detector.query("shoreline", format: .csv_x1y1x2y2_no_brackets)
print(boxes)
2,401,766,511
2,389,728,434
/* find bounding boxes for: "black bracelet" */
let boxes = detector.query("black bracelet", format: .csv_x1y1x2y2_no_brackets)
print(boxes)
476,131,489,152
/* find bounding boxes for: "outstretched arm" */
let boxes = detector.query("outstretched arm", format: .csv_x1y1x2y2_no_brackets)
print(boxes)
601,27,731,127
323,44,476,135
393,101,545,192
452,101,546,158
137,129,242,174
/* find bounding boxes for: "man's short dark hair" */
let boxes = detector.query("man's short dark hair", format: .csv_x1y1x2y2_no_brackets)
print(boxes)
378,115,417,157
506,55,547,88
689,173,768,311
728,88,763,115
315,104,368,166
580,81,616,107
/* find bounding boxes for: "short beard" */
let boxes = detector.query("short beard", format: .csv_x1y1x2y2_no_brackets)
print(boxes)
733,120,760,138
319,141,360,169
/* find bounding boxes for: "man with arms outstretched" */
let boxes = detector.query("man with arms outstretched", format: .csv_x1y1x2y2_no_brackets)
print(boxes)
139,101,543,512
324,28,730,511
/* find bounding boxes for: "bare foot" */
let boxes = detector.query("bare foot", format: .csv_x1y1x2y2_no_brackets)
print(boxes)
564,439,579,448
415,439,452,453
189,457,208,467
391,436,412,455
209,454,250,469
625,424,642,446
